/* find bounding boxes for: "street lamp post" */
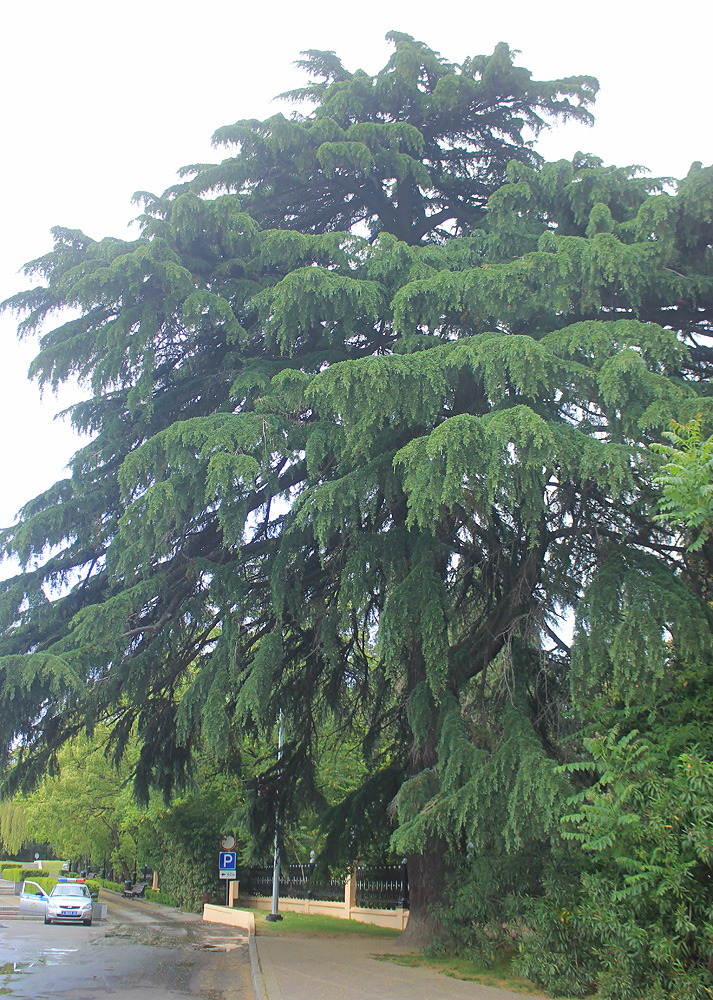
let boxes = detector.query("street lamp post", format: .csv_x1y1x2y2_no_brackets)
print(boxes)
266,711,284,922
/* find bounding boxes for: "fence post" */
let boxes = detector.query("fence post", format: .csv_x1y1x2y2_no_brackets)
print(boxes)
307,851,315,900
344,866,357,919
399,856,409,909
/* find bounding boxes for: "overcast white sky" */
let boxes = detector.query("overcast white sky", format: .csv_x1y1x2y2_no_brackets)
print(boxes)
1,0,710,542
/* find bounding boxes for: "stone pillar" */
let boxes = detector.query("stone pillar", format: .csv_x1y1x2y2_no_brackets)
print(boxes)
152,871,159,892
344,867,357,919
228,880,240,907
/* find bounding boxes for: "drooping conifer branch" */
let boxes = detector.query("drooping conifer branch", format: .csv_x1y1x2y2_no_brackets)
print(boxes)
1,34,712,941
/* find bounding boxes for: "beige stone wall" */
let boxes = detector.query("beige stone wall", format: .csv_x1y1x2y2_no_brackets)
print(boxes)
242,890,409,931
203,902,255,933
349,905,409,931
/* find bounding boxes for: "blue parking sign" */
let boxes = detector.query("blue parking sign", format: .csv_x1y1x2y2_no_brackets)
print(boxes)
219,851,236,869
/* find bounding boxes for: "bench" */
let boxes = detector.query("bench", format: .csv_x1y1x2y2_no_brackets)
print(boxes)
122,882,147,899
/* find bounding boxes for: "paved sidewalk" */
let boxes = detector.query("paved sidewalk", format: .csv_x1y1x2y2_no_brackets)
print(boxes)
0,884,21,920
254,935,540,1000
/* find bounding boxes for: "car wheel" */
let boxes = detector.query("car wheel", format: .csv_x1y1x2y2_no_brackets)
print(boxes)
84,917,92,926
44,915,51,925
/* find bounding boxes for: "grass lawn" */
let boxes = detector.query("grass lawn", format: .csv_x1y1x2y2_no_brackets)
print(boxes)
372,951,552,997
248,908,402,937
37,860,65,874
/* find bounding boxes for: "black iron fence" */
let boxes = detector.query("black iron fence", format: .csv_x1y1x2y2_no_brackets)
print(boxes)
244,864,344,902
355,864,408,910
243,861,409,910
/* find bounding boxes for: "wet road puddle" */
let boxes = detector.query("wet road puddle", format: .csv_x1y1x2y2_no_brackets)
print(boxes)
0,944,78,994
201,936,243,953
42,946,79,965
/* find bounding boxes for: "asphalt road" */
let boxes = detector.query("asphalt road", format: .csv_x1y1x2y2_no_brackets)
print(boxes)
0,892,252,1000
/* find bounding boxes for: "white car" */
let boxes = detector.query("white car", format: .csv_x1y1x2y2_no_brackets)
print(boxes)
19,878,104,924
45,882,93,925
18,880,50,916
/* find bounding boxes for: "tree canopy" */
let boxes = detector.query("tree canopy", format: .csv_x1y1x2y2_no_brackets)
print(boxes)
1,32,712,966
1,728,140,879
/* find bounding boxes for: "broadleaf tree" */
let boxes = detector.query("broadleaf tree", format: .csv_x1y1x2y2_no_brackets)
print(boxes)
2,728,140,879
1,32,712,939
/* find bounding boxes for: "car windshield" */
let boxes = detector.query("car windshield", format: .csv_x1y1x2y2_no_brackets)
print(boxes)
50,884,90,898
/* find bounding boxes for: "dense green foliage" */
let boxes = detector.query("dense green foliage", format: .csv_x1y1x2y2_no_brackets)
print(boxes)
1,31,713,991
512,696,713,997
1,729,141,879
143,757,244,910
437,431,713,997
654,417,713,552
1,866,41,881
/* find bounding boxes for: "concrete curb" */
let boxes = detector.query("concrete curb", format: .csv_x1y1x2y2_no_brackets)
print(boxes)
249,935,269,1000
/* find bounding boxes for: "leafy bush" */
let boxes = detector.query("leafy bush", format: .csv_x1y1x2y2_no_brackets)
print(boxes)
1,867,66,882
513,729,713,999
139,761,244,912
145,888,177,906
25,876,58,894
434,849,546,966
96,878,127,893
155,851,207,912
83,879,100,898
512,856,600,997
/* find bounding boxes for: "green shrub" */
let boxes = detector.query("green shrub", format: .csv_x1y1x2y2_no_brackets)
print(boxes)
96,878,126,893
155,851,206,912
435,849,546,967
511,858,599,997
145,888,177,906
3,867,52,882
84,879,100,898
514,731,713,1000
28,876,58,893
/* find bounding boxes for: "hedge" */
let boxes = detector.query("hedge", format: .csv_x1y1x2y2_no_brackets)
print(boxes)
96,878,126,893
1,867,41,881
145,887,177,906
93,877,176,907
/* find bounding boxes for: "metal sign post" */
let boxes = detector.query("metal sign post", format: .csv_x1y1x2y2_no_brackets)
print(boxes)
266,712,284,922
219,851,237,906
